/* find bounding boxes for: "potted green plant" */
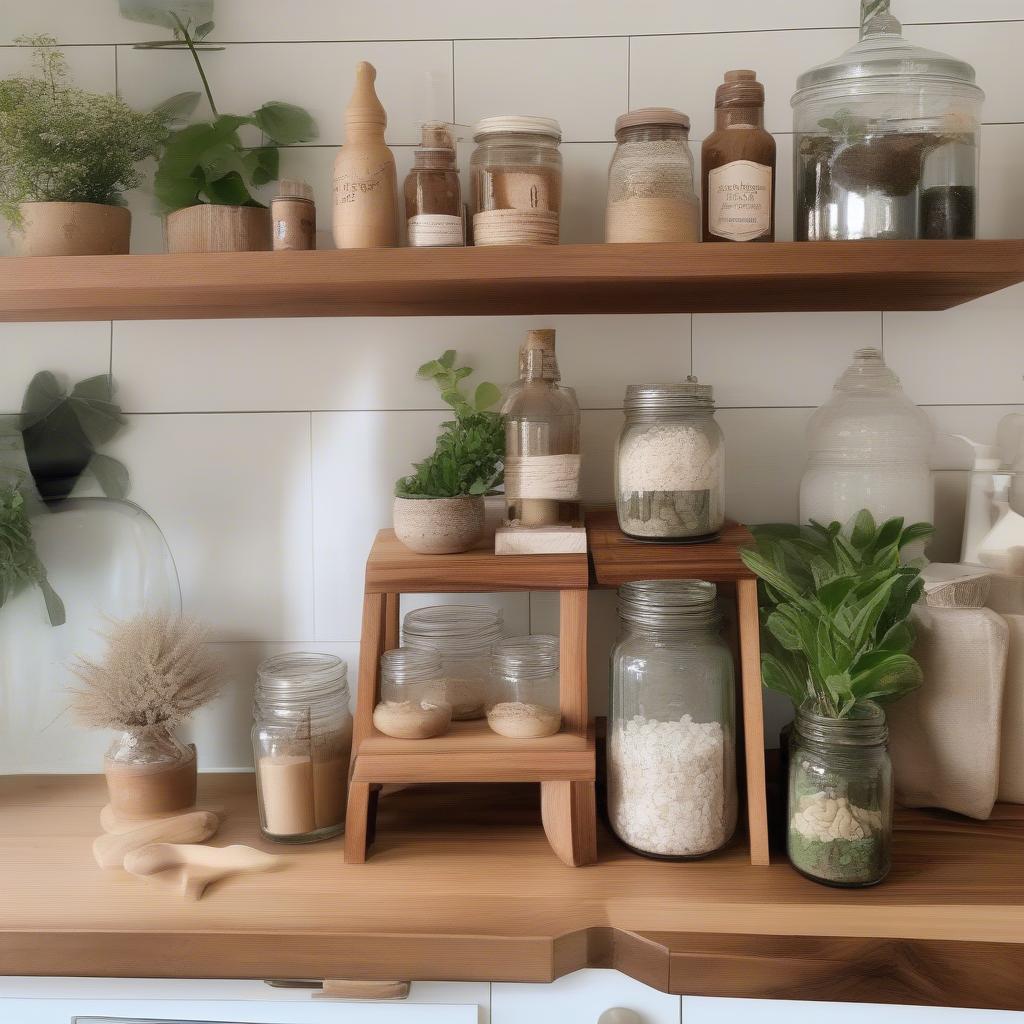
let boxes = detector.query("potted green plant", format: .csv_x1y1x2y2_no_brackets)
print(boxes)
740,511,933,887
130,12,317,252
0,35,170,256
393,351,504,555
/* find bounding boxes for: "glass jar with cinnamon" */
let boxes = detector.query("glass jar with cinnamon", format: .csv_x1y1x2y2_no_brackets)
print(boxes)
702,70,776,242
404,122,464,247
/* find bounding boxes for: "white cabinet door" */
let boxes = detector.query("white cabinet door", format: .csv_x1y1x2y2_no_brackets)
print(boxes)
493,969,681,1024
682,998,1024,1023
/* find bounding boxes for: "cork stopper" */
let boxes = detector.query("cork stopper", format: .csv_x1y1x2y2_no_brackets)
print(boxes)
414,121,457,169
715,69,765,108
345,61,387,132
520,329,559,381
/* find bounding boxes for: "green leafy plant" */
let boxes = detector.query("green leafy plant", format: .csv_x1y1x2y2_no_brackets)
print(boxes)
135,13,317,210
395,351,505,499
0,478,64,626
740,510,933,719
0,35,171,227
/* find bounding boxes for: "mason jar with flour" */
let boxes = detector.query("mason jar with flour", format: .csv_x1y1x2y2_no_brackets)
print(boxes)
615,379,725,540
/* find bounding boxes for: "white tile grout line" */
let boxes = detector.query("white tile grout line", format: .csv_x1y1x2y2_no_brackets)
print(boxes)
308,409,317,646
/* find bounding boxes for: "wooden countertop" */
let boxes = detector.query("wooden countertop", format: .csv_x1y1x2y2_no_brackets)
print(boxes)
2,774,1023,1009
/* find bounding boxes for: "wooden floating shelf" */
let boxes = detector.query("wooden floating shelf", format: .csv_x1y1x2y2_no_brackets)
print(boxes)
3,774,1023,1010
2,240,1023,321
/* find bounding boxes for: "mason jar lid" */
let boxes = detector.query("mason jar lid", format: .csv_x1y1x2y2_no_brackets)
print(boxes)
795,700,888,747
492,634,559,680
615,107,690,136
403,604,504,652
254,653,349,715
618,579,720,629
623,378,714,413
380,647,443,683
793,14,983,98
473,115,562,141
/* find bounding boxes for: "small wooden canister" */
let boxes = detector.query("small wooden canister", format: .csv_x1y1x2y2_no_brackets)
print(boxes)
272,180,317,251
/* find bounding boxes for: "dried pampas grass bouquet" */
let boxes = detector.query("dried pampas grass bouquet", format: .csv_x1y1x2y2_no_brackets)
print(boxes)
71,613,223,821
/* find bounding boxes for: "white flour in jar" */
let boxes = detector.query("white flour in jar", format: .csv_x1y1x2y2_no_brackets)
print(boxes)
608,714,730,856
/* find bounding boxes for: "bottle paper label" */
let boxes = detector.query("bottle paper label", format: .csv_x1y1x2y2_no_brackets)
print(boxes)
708,160,772,241
407,214,464,247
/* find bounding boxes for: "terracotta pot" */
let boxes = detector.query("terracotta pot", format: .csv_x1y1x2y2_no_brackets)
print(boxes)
393,495,485,554
17,202,131,256
164,204,272,253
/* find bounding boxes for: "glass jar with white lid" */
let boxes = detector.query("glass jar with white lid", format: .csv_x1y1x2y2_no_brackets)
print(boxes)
470,115,562,245
251,653,352,844
402,604,504,720
615,379,725,541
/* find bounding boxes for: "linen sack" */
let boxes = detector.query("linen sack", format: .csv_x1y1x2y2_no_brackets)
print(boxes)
887,605,1008,819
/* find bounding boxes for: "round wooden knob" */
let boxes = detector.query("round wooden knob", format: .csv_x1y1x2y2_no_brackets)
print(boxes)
598,1010,643,1024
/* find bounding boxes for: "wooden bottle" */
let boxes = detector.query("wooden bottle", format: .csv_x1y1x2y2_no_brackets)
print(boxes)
701,70,776,242
332,62,399,248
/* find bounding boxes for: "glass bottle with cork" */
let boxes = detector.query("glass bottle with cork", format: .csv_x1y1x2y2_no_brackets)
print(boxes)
404,122,464,247
702,70,776,242
501,328,581,528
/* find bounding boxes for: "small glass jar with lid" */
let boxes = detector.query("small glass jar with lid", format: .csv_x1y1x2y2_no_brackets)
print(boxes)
402,604,504,719
792,4,984,240
252,653,353,844
606,108,700,243
487,634,561,739
788,702,893,887
608,581,737,859
470,115,562,246
375,648,452,740
615,379,725,541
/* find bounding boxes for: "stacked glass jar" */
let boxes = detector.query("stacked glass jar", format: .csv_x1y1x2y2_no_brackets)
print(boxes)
608,581,737,859
402,604,504,720
488,634,561,739
252,653,353,843
788,702,893,887
615,380,725,541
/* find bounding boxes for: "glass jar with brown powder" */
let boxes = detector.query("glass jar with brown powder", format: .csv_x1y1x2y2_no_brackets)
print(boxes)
252,653,352,844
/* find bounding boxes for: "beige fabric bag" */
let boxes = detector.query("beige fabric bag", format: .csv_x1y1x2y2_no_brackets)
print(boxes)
887,605,1008,819
999,614,1024,804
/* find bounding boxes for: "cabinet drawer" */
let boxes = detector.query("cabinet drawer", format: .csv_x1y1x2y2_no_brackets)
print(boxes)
492,969,680,1023
682,997,1024,1023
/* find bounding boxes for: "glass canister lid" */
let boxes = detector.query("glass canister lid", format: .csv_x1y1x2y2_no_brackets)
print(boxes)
614,107,691,136
472,114,562,141
793,11,983,98
618,579,720,628
623,377,714,413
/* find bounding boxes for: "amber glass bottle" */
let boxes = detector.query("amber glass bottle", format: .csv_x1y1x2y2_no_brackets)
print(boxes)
701,70,775,242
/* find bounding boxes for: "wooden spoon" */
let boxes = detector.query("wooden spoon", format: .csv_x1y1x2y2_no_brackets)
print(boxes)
123,843,282,900
93,810,219,870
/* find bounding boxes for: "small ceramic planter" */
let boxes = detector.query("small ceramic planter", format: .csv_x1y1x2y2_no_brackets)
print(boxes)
17,202,131,256
164,204,272,253
393,495,485,554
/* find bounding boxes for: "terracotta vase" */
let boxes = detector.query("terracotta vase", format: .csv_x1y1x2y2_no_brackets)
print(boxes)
164,204,272,253
392,495,485,554
17,202,131,256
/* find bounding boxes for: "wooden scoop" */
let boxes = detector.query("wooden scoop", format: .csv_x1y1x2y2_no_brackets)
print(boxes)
123,843,282,900
100,802,226,835
93,810,219,870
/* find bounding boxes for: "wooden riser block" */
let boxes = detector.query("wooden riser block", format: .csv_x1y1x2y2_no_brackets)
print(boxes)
358,719,590,755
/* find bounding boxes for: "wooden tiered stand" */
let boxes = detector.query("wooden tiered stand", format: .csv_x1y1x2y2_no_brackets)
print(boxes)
587,507,770,866
345,529,597,866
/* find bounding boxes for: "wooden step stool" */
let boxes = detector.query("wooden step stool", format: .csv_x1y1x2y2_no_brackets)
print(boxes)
345,529,596,866
586,507,771,866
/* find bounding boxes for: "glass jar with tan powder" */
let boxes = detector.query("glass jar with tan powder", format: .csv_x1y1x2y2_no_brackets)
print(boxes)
252,653,353,844
606,108,700,243
471,115,562,245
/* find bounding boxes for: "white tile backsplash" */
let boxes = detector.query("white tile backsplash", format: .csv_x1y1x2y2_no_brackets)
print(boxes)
3,1,1021,772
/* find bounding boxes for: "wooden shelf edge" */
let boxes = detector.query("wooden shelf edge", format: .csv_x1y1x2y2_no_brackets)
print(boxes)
2,240,1023,321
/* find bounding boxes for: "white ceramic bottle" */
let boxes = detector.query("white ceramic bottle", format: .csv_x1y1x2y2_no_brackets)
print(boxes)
800,348,934,534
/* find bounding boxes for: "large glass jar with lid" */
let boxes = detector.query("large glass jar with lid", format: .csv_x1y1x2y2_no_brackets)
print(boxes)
502,328,581,528
606,108,699,243
800,347,933,537
792,2,984,240
608,580,737,859
788,702,893,887
402,604,504,719
252,653,353,844
470,115,562,245
615,379,725,541
487,634,561,739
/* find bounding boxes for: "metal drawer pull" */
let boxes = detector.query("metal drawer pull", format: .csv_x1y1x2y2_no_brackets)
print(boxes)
597,1010,643,1024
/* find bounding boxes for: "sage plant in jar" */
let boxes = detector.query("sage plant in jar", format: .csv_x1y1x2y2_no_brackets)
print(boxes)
741,510,932,887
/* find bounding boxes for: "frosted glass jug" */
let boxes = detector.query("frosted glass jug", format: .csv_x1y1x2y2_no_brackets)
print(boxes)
800,348,933,532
